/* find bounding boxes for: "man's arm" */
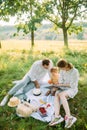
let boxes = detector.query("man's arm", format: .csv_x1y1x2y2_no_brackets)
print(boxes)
33,80,40,88
27,61,39,81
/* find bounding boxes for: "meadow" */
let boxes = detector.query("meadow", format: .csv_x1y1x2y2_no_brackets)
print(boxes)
1,39,87,51
0,40,87,130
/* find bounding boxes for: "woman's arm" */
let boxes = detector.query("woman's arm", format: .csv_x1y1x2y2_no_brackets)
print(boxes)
70,69,79,89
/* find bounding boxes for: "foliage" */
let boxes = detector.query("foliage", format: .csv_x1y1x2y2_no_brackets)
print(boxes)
0,0,44,47
77,31,84,40
14,0,43,47
0,23,87,40
0,48,87,130
1,0,87,48
0,0,10,21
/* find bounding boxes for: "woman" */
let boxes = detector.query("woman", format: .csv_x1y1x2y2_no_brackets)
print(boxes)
49,59,79,128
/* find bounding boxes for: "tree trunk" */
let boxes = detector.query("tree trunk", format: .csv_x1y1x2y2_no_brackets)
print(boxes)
63,28,68,47
31,30,34,47
0,41,1,49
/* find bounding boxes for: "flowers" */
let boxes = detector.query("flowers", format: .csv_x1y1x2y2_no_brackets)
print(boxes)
46,103,51,108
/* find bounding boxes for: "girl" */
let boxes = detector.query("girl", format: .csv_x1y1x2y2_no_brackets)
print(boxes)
45,67,59,96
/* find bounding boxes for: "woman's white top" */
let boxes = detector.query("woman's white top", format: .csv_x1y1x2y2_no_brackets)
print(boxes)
27,60,53,82
59,68,79,95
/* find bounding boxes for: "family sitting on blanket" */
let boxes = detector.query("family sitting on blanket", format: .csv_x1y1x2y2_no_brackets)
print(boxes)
0,58,79,128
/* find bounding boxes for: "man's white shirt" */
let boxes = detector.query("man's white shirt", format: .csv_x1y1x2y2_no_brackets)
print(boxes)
27,60,53,82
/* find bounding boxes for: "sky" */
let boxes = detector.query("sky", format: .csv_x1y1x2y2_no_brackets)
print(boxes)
0,17,50,26
0,17,16,26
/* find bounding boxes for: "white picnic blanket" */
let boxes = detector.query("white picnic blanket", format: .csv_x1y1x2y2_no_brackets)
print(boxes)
14,84,55,122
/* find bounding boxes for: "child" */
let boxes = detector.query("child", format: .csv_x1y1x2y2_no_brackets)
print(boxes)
45,67,59,96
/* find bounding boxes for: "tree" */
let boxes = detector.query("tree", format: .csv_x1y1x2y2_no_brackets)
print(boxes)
0,0,10,48
1,0,43,48
40,0,87,47
15,0,43,47
0,41,1,48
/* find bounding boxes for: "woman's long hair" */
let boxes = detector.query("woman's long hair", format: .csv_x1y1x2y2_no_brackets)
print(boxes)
57,59,73,69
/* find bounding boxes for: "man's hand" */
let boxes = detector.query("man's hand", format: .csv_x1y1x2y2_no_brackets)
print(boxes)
36,85,40,88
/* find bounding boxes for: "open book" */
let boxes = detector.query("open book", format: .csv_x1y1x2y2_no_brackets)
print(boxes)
44,84,70,90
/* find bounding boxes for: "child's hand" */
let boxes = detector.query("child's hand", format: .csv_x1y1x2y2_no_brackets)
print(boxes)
53,82,59,85
48,80,52,84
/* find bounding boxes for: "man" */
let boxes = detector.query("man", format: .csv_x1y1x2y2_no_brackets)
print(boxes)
0,59,53,106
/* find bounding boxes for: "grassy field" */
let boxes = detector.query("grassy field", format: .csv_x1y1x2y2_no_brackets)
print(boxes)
1,39,87,51
0,40,87,130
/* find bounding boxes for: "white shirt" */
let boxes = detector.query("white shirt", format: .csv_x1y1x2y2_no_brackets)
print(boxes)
27,60,53,82
59,68,79,93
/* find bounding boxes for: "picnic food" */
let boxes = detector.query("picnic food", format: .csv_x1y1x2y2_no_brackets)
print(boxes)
33,88,41,96
39,107,47,117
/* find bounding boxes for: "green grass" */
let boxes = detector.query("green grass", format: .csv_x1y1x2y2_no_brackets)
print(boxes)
0,49,87,130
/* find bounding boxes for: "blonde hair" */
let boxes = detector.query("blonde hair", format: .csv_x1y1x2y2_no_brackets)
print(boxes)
50,67,58,73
